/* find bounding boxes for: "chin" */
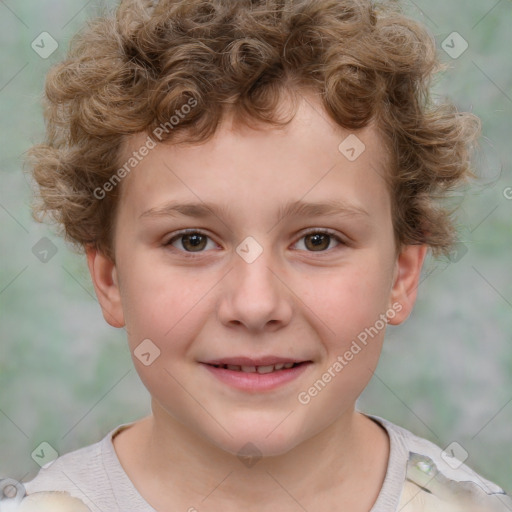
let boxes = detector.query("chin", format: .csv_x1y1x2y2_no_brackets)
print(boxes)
206,416,307,459
217,435,301,460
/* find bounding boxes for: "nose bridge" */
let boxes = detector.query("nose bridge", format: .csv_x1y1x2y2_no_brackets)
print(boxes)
218,236,292,331
236,242,277,294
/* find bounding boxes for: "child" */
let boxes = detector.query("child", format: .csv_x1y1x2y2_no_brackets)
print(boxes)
19,0,511,510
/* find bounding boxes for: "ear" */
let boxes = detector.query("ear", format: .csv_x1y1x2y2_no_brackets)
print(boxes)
387,244,428,325
85,246,125,328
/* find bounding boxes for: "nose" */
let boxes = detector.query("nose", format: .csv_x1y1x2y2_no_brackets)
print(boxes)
217,242,293,333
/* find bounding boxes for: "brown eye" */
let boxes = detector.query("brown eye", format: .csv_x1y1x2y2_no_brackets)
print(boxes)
304,233,331,251
181,233,208,252
295,230,343,253
166,231,213,253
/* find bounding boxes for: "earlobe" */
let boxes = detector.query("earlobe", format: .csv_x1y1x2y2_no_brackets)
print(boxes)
85,246,125,328
387,244,428,325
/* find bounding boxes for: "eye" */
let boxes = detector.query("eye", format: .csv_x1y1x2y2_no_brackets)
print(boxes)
164,228,345,256
294,229,344,253
165,230,217,254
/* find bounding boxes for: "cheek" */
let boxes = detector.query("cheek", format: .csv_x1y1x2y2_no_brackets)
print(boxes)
302,262,393,340
117,255,206,345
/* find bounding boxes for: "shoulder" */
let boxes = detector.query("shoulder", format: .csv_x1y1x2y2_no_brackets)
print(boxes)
370,415,512,512
23,427,123,512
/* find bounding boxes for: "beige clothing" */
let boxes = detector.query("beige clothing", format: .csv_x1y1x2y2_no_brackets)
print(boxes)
18,415,511,512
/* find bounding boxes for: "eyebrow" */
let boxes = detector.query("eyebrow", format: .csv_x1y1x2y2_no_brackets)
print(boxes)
139,199,369,222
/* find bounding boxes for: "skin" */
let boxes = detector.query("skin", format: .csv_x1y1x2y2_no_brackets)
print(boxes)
87,92,426,511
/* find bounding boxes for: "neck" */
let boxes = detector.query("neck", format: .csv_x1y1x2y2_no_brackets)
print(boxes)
115,403,389,511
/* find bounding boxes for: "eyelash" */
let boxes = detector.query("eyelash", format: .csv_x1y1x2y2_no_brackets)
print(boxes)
164,228,346,258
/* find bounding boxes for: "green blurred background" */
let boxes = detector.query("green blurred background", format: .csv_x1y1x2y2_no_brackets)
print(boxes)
1,0,511,493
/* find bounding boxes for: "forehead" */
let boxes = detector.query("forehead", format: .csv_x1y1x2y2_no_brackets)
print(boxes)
116,95,391,224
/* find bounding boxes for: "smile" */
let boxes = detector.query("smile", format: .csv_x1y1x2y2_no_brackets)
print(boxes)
209,362,301,373
200,360,312,392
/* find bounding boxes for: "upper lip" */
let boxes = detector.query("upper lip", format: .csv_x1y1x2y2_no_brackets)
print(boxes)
201,356,310,366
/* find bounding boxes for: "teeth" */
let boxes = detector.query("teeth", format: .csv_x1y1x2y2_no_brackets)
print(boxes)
213,362,300,372
257,365,275,374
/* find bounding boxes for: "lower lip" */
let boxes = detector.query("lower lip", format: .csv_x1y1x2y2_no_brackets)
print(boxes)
200,362,312,392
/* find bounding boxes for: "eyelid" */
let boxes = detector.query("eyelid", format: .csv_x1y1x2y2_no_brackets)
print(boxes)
164,228,217,248
299,227,345,241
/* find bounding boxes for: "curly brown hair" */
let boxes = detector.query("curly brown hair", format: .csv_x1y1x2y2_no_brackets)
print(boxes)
27,0,481,262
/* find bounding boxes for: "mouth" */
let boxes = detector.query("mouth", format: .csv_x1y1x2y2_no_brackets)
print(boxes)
206,362,305,374
199,357,313,392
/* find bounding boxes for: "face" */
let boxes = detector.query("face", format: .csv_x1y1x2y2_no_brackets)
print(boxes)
87,94,425,457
